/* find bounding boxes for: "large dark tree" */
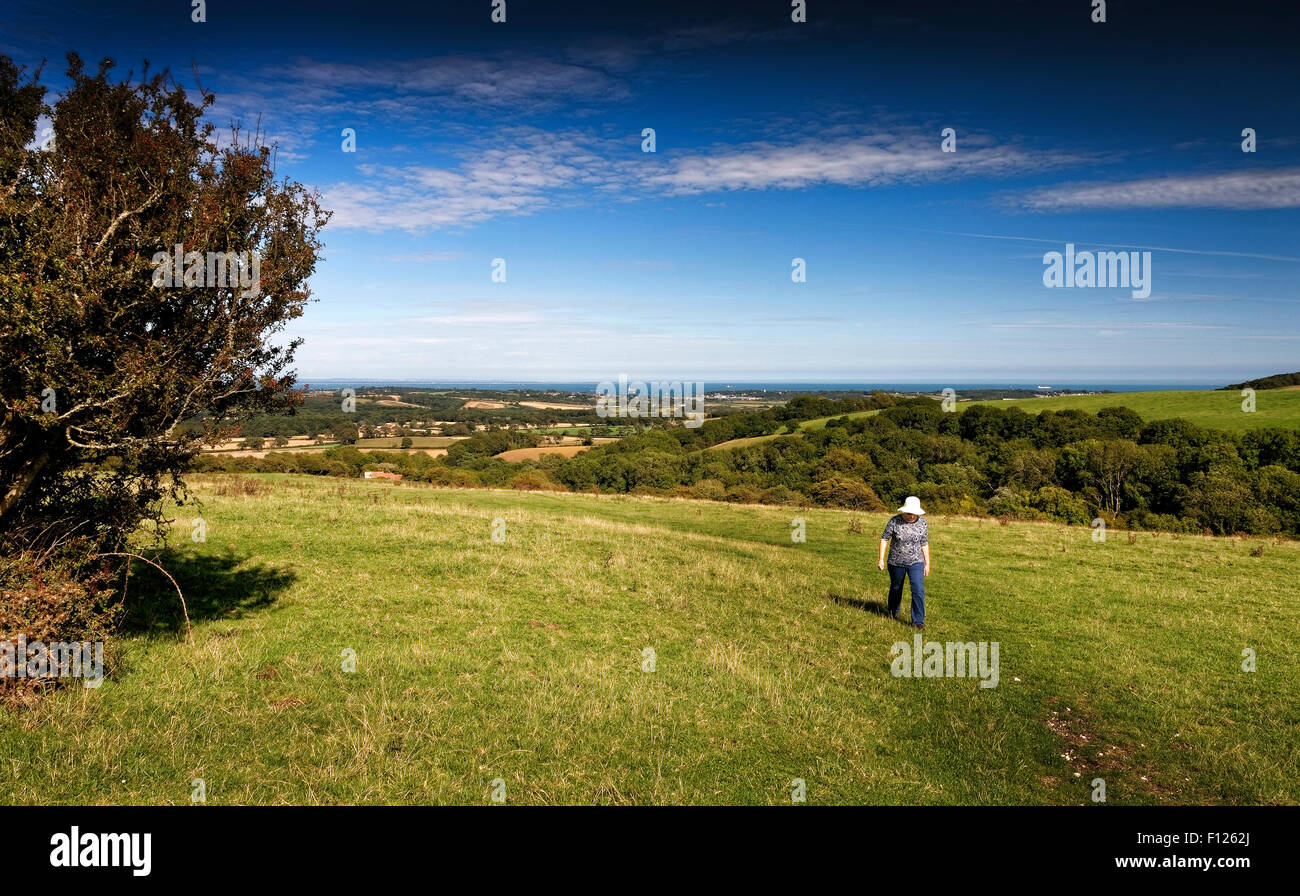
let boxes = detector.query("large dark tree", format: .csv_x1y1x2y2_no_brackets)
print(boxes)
0,53,329,564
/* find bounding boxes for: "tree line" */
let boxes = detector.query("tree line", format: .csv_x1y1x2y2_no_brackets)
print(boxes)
196,396,1300,537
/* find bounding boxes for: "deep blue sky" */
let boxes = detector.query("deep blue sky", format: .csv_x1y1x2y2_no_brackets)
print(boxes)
4,0,1298,383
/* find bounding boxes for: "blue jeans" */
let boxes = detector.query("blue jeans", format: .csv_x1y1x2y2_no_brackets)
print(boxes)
887,562,925,624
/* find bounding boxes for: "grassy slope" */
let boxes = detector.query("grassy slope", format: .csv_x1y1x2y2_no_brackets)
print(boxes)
706,390,1300,452
968,389,1300,434
796,409,882,431
2,474,1296,805
708,410,882,450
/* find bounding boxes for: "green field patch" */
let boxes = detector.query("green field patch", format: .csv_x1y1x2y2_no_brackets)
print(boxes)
970,390,1300,433
2,474,1293,805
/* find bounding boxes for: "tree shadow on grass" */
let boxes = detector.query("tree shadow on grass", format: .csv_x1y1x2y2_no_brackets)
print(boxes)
827,591,894,617
118,548,296,636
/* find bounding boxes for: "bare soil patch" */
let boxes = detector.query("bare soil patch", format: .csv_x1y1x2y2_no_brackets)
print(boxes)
495,445,591,462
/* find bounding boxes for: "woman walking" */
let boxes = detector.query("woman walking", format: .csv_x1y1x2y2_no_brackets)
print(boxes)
877,496,930,629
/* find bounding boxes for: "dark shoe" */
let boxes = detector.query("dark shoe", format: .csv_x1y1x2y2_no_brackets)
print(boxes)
911,622,925,630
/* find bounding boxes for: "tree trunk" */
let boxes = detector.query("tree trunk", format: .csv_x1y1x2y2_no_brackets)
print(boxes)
0,449,50,524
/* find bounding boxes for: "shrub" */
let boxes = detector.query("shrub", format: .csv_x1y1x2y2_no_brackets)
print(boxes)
510,469,560,491
1127,511,1197,534
420,466,481,488
689,479,727,502
0,548,119,708
1030,486,1092,526
987,487,1036,520
725,484,765,504
759,485,803,506
914,482,983,515
807,477,886,511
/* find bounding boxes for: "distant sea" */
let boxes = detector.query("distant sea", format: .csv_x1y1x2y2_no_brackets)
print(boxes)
299,380,1220,393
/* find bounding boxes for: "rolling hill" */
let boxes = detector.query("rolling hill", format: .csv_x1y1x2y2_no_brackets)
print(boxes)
3,474,1294,805
967,389,1300,434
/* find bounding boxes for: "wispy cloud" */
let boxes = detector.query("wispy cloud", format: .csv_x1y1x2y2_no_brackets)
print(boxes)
905,228,1300,264
322,129,623,231
324,128,1084,232
1012,168,1300,211
261,55,629,112
645,131,1080,194
985,321,1228,331
200,52,632,165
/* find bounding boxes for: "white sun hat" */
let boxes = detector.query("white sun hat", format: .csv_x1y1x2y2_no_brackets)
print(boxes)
897,496,926,516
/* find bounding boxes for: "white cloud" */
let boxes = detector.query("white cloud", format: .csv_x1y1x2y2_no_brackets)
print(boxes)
1015,169,1300,211
323,128,1081,232
322,130,623,231
251,55,628,113
986,321,1227,331
644,132,1077,194
914,228,1300,263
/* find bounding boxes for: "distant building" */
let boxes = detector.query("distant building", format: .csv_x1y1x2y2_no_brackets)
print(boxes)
362,471,403,481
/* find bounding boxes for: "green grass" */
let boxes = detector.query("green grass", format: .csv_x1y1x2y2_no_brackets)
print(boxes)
707,390,1298,452
3,473,1296,805
970,389,1300,433
796,409,882,431
205,441,342,454
709,411,883,450
706,434,792,451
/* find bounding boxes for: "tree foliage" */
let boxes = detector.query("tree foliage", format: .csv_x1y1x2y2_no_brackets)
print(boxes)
1,54,329,564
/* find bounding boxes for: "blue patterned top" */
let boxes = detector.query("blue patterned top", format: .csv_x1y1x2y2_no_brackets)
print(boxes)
881,514,929,567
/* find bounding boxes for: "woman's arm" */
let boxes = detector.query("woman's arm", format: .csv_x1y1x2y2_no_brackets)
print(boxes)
922,543,931,577
878,538,888,570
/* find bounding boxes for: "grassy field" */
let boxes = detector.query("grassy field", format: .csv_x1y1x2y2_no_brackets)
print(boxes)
797,409,882,431
354,436,464,449
969,389,1300,433
2,474,1296,805
203,441,342,456
708,411,883,450
495,445,592,461
540,425,637,436
705,434,789,451
706,390,1299,452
